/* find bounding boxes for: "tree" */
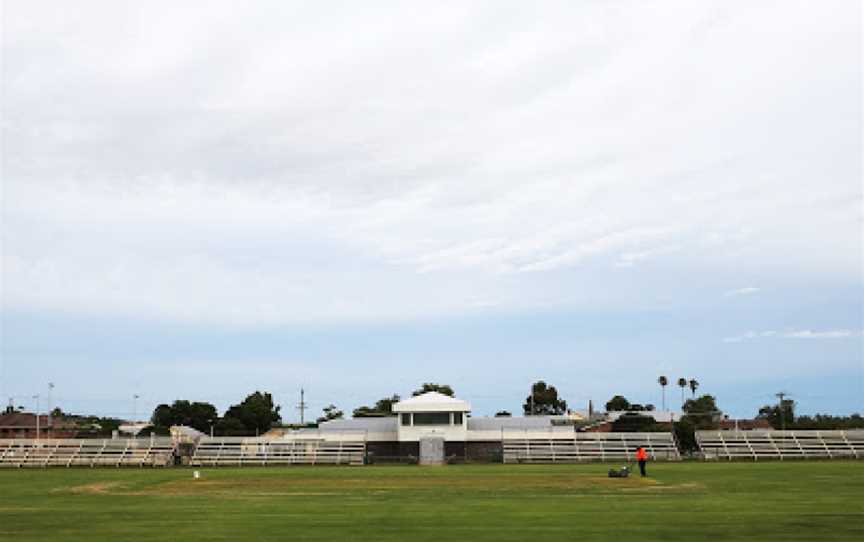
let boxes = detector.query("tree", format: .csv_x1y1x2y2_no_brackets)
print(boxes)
353,395,401,417
495,410,512,417
222,391,281,434
658,376,668,411
150,400,218,433
673,417,698,454
523,381,567,415
677,378,687,407
214,416,247,436
757,399,795,430
611,413,657,432
681,395,721,429
74,416,124,437
317,404,344,424
151,404,174,428
675,394,722,455
688,379,699,398
792,413,864,430
412,383,454,397
605,395,631,412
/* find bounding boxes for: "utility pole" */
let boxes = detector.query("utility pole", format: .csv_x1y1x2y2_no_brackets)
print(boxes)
297,388,307,425
133,394,140,422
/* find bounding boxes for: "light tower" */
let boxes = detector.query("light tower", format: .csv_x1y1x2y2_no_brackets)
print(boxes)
47,383,55,430
32,395,41,440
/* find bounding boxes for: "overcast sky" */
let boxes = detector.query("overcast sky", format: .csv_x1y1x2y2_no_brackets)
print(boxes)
1,1,862,421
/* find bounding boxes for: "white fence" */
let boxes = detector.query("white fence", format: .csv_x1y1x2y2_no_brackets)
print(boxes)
190,436,366,466
502,431,680,463
0,437,176,468
696,430,864,460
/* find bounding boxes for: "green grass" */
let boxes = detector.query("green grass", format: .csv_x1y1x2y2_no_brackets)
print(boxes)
1,462,862,541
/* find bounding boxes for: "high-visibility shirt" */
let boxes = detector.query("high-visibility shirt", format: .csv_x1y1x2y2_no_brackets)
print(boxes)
636,448,648,461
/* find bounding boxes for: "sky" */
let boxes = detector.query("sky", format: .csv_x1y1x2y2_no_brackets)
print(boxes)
1,1,862,422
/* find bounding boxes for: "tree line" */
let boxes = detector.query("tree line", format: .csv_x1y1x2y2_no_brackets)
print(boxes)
757,399,864,431
146,391,280,436
145,379,863,441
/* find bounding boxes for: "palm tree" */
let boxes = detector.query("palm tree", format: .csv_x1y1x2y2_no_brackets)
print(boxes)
657,376,668,411
677,378,687,408
688,378,699,398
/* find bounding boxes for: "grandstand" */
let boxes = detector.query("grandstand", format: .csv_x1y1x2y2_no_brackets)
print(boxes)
190,435,366,466
502,431,680,463
0,437,175,468
696,430,864,460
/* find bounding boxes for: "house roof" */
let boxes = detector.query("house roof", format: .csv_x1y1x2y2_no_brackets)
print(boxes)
319,417,398,432
467,416,562,431
392,392,471,413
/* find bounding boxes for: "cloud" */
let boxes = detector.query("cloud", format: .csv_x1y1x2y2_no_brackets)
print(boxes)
724,287,761,297
723,329,863,343
782,329,861,339
1,1,861,325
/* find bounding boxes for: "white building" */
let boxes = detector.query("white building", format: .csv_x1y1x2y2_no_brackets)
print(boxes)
392,392,470,442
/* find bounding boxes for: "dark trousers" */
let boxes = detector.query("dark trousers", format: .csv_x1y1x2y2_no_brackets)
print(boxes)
638,460,646,477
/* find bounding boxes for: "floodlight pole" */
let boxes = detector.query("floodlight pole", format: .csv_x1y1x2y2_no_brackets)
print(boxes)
32,395,40,440
47,383,55,431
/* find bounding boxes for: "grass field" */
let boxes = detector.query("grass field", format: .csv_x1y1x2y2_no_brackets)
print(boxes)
1,462,862,541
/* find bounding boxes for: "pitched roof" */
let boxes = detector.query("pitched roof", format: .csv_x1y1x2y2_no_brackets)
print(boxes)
392,392,471,413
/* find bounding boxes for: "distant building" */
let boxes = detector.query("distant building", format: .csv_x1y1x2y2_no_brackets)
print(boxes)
118,422,152,436
0,412,77,439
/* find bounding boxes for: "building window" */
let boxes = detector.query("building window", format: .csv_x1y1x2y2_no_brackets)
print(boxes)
412,412,451,426
401,414,411,426
453,412,463,425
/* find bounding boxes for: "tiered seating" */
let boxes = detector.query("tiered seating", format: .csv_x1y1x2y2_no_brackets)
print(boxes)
190,436,365,466
696,430,864,460
502,432,680,463
0,438,175,467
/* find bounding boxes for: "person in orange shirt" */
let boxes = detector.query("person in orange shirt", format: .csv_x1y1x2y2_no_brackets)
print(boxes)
635,446,649,477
